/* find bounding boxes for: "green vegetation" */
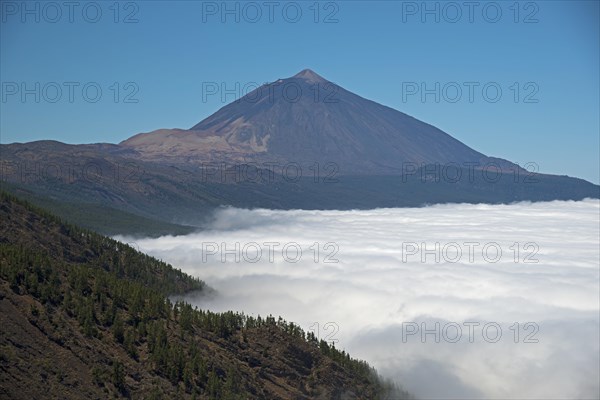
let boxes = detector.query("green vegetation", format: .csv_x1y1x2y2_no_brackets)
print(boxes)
0,191,410,399
0,181,196,237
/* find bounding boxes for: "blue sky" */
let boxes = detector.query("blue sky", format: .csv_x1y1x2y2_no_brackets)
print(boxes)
1,0,598,183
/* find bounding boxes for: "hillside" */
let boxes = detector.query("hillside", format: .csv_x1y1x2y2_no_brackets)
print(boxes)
2,151,598,237
0,181,196,237
123,69,493,174
0,192,410,399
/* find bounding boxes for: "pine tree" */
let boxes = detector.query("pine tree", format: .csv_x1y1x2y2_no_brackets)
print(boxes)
112,314,125,343
112,360,126,394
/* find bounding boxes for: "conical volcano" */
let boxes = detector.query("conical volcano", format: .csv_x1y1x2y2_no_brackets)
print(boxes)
122,69,502,173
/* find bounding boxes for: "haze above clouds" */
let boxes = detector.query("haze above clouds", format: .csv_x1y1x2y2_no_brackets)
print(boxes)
118,199,600,399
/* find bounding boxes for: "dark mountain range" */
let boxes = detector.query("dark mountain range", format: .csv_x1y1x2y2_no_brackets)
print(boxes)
1,69,598,234
0,192,408,399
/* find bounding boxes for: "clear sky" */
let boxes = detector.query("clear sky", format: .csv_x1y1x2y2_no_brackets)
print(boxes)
1,0,598,183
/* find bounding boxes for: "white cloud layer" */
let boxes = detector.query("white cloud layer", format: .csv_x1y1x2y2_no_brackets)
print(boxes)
118,199,600,399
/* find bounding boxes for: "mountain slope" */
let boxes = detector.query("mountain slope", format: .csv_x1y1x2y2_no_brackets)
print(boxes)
0,192,409,399
2,141,599,237
121,69,497,174
1,181,196,237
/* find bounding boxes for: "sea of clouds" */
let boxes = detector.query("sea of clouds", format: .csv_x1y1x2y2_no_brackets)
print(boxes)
118,199,600,399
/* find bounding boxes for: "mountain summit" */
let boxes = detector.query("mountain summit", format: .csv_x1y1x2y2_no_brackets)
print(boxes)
121,69,495,174
293,68,328,83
